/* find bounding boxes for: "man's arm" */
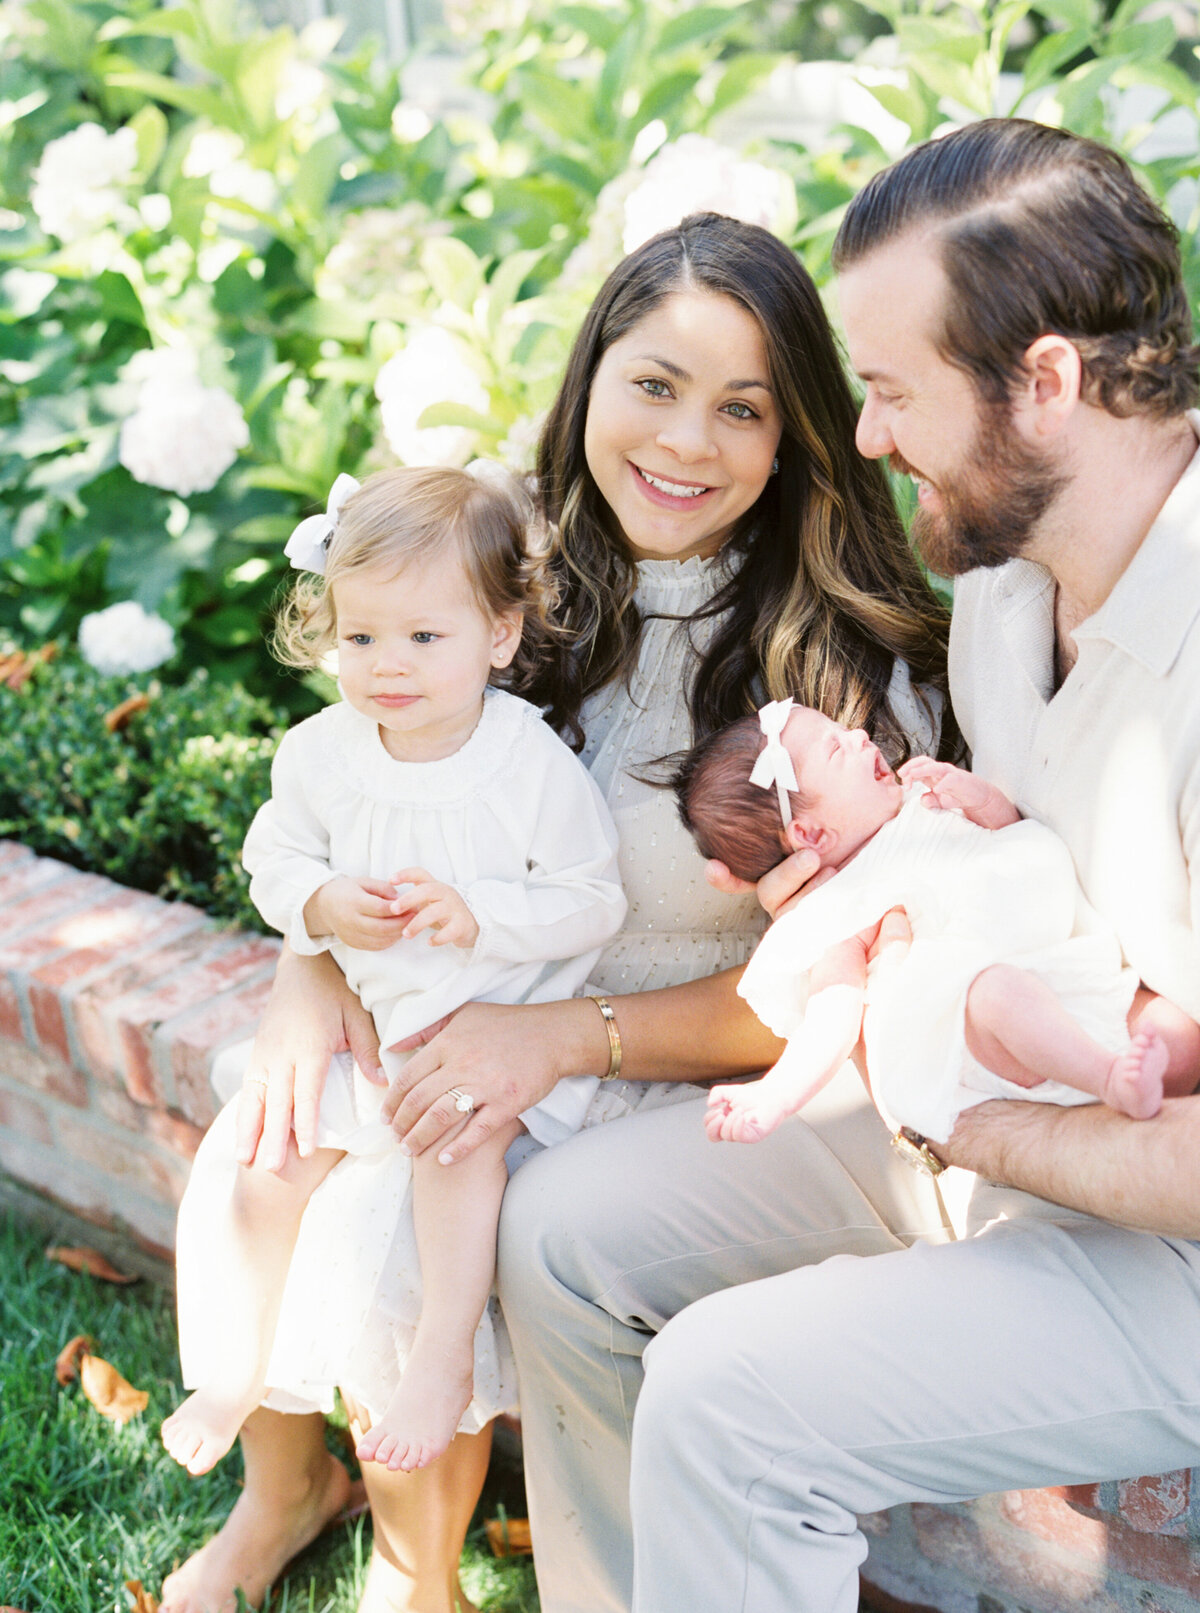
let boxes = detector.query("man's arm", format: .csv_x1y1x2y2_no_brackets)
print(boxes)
941,1094,1200,1237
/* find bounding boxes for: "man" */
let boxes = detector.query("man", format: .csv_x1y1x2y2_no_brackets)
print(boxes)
624,118,1200,1611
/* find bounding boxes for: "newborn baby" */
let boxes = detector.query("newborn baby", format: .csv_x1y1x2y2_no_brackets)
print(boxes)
675,700,1192,1144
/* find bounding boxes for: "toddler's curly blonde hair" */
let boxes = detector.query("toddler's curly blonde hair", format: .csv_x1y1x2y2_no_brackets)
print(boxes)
274,465,563,690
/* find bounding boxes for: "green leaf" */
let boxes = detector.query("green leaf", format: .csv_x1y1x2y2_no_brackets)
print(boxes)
865,78,934,138
416,402,503,434
128,103,169,181
554,4,623,50
1103,16,1177,60
289,132,343,220
421,236,485,312
656,5,741,52
94,271,145,327
597,25,640,133
1031,0,1098,28
103,65,229,122
97,9,200,43
637,69,701,127
706,52,779,121
486,247,544,332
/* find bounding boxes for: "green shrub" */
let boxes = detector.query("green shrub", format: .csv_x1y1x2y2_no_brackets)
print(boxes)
0,646,284,930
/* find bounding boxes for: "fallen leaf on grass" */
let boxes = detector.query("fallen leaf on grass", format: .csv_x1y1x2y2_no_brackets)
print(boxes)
124,1581,160,1612
1,1604,35,1611
54,1335,149,1424
46,1245,138,1283
55,1334,94,1385
104,691,151,732
485,1515,533,1557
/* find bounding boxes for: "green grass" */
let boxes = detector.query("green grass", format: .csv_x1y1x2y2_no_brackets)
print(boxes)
0,1210,539,1612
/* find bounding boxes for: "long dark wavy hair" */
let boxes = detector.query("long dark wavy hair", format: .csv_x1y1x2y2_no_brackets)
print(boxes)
519,212,953,759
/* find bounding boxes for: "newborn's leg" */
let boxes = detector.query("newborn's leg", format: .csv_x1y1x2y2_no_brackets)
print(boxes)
356,1118,523,1474
965,964,1165,1120
162,1143,344,1475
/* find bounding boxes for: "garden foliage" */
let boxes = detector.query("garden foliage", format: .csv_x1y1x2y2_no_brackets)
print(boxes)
0,0,1196,921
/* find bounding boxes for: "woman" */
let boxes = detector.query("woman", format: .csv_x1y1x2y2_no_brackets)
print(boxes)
162,212,954,1613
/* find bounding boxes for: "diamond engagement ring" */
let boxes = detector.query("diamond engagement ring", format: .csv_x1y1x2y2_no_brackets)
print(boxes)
446,1088,475,1115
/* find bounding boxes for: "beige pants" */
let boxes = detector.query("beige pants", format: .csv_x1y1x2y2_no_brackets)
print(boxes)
496,1064,952,1613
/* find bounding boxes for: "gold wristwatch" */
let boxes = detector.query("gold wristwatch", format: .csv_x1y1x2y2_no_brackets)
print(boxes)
890,1126,947,1178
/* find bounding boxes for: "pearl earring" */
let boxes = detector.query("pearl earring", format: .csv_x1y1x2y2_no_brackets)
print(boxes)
770,457,779,475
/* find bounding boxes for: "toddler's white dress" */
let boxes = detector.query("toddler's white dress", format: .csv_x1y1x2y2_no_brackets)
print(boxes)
179,688,625,1428
738,787,1138,1144
178,553,937,1427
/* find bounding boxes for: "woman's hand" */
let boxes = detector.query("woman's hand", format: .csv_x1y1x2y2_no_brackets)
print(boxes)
381,998,604,1164
705,846,827,920
236,948,383,1171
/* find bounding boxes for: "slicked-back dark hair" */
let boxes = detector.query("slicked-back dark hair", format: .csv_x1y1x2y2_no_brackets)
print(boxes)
524,212,952,756
833,118,1199,418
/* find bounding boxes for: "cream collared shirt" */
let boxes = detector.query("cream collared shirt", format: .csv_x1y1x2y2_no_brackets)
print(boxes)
950,410,1200,1020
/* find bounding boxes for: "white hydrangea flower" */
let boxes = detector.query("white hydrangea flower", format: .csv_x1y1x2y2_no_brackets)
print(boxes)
118,348,250,497
375,326,489,467
183,128,277,214
497,410,546,472
621,134,796,255
79,601,176,676
31,122,139,243
316,203,449,308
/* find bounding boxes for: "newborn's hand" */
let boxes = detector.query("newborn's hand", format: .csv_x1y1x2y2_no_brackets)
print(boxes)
305,876,410,951
389,868,480,949
897,759,1020,830
706,847,829,921
704,1079,790,1144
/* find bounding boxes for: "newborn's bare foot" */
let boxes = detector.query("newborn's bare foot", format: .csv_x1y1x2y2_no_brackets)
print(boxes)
1105,1030,1167,1120
159,1449,351,1613
355,1337,473,1473
162,1388,261,1476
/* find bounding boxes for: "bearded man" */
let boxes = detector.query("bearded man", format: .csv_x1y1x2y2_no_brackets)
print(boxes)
627,118,1200,1612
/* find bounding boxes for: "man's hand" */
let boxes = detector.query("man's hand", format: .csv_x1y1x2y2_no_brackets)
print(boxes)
898,758,1021,830
304,876,411,951
705,846,829,920
389,868,480,949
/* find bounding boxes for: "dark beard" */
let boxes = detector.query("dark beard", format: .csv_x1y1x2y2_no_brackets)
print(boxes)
896,406,1066,577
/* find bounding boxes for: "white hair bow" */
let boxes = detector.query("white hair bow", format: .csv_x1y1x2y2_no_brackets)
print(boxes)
283,473,361,575
749,697,798,827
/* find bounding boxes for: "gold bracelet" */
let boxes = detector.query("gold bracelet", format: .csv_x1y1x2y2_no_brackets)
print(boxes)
588,995,623,1080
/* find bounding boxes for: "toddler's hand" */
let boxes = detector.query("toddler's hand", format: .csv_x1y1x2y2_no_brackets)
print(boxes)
304,876,410,951
389,867,480,949
897,758,1020,830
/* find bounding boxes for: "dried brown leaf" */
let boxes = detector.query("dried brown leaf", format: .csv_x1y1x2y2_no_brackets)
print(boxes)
485,1515,533,1557
1,1605,35,1611
80,1351,149,1426
54,1334,93,1385
124,1582,160,1613
46,1245,138,1284
104,692,151,732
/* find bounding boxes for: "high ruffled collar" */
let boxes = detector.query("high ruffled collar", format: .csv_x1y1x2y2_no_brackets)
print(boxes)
633,548,740,612
329,686,531,804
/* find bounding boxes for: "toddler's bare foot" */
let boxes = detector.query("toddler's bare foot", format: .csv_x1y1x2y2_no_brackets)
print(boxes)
159,1449,351,1612
162,1387,262,1476
355,1336,474,1473
1105,1030,1167,1120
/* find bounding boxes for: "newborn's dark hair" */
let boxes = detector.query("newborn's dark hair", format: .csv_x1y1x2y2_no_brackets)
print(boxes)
672,714,812,883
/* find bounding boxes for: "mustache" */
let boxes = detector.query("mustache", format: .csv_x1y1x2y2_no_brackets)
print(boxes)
888,450,919,479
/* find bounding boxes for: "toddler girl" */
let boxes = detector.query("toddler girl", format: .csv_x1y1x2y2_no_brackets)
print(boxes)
162,464,625,1479
675,699,1195,1146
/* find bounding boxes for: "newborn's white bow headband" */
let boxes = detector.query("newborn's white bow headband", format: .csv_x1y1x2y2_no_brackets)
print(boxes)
749,697,797,828
284,473,361,575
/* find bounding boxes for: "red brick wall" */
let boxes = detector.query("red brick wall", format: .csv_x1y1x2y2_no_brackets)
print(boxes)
0,840,278,1258
1,840,1194,1605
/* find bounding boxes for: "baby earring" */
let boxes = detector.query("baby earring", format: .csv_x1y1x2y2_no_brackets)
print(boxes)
770,456,779,475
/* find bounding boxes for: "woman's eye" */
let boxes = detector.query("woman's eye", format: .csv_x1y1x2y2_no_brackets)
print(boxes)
638,377,671,398
412,631,438,645
723,401,758,421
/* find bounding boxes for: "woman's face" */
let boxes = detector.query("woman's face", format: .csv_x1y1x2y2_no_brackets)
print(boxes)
583,289,783,563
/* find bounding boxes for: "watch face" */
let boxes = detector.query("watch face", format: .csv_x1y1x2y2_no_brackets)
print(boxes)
890,1129,944,1178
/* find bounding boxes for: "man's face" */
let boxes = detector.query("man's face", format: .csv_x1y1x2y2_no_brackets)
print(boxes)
837,231,1065,575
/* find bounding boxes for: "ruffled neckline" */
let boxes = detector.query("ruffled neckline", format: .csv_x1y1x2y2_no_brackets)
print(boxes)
634,549,739,611
327,686,531,804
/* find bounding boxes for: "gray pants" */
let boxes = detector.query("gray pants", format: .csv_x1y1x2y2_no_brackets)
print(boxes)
496,1067,951,1613
496,1075,1200,1613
